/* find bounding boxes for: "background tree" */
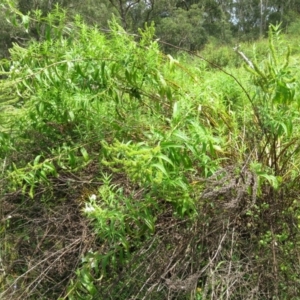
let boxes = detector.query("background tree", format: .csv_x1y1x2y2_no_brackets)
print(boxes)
201,0,233,42
2,0,300,58
108,0,142,30
154,3,208,51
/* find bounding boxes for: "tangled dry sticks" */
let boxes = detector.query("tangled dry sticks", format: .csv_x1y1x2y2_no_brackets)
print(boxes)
1,164,300,299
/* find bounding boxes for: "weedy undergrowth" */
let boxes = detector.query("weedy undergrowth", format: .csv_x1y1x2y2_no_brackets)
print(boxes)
2,5,300,300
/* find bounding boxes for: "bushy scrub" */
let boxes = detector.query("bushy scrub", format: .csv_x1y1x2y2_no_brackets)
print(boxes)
0,6,223,300
2,4,300,299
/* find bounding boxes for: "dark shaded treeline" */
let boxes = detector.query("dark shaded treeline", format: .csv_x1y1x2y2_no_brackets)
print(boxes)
1,0,300,57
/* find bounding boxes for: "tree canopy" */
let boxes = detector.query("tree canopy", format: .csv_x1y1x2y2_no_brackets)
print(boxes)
1,0,300,57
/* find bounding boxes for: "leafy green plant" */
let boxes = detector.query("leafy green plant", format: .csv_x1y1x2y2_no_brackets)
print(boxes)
244,24,299,178
65,173,158,299
3,3,300,299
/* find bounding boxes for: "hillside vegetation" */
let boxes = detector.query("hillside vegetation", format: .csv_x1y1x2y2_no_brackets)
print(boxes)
1,7,300,300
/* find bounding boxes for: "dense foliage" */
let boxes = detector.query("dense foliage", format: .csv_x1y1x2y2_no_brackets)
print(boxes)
1,3,300,300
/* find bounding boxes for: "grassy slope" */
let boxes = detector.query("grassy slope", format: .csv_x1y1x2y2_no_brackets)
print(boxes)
1,15,300,299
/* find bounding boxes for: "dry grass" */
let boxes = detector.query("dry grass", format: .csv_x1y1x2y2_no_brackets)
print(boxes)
1,164,300,299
